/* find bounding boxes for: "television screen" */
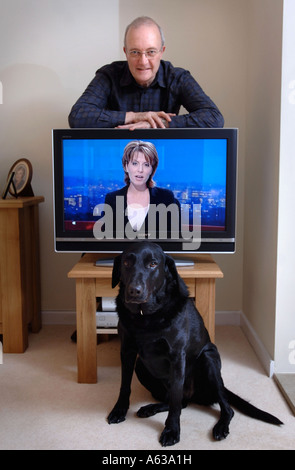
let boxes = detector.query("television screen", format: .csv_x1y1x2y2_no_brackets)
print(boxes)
53,128,237,254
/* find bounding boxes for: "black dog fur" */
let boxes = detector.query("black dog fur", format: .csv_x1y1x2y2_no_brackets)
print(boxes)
107,241,282,446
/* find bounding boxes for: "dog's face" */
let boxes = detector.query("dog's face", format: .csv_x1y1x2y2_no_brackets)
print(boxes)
112,242,184,312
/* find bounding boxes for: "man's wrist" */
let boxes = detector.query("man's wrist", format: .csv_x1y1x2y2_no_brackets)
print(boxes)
125,111,135,124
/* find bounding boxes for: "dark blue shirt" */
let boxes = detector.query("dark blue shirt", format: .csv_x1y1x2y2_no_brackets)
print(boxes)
68,60,224,128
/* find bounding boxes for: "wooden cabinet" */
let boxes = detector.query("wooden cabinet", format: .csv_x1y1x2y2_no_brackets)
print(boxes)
0,197,44,352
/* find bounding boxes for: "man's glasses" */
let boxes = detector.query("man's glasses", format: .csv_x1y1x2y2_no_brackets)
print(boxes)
127,49,161,59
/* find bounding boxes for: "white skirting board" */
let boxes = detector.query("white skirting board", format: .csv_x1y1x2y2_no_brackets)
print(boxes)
239,311,275,377
41,310,274,377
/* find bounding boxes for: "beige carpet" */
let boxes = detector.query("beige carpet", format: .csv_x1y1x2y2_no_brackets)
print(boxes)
0,325,294,450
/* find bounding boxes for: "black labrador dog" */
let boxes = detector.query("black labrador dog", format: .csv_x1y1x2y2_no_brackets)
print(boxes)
107,241,282,446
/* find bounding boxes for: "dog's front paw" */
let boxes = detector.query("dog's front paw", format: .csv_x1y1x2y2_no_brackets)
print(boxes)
159,427,180,447
107,407,128,424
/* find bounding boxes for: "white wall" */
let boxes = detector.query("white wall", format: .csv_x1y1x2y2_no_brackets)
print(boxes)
275,0,295,373
242,0,283,359
0,0,247,313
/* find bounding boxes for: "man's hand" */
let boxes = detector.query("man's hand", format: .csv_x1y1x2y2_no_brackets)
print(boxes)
118,111,175,130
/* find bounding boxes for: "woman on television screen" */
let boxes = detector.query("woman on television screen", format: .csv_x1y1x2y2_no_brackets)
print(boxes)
104,140,181,239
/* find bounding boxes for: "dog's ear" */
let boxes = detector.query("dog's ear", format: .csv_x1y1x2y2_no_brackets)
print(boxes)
112,254,122,288
164,254,189,297
164,254,179,281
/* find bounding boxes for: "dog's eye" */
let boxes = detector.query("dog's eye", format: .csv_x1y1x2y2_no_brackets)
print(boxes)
123,260,130,268
148,261,158,269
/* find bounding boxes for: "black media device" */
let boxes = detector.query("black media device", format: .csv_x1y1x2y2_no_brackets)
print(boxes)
52,128,238,255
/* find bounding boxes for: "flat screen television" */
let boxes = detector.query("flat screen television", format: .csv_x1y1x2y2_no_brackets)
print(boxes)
52,128,238,254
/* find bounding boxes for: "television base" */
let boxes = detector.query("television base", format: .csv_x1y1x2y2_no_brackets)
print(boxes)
95,257,194,267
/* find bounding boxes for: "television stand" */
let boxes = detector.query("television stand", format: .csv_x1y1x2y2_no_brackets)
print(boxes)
68,252,223,383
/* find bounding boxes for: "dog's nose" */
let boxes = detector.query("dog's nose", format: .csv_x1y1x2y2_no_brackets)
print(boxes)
127,283,143,298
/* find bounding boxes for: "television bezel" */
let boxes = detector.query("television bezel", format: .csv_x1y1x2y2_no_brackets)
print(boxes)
52,128,238,254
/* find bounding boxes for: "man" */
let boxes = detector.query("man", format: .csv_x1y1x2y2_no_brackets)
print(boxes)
68,17,224,129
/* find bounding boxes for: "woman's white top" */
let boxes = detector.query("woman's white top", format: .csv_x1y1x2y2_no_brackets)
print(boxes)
126,204,149,231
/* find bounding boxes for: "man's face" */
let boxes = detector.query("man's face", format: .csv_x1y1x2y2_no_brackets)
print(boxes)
124,24,165,87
